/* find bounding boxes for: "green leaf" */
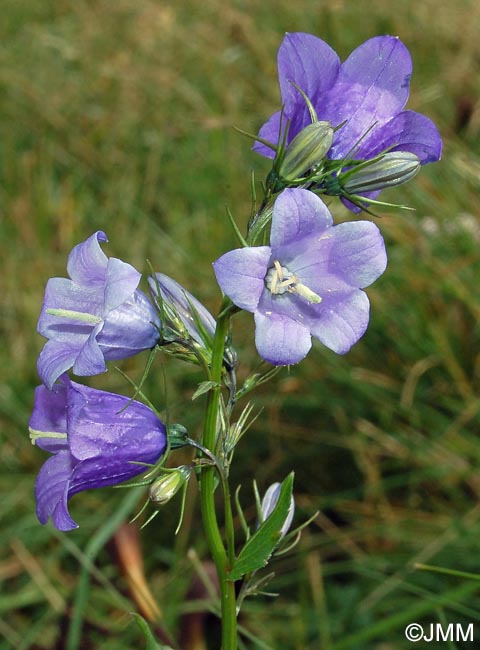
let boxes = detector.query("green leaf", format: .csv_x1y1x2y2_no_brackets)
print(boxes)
191,380,219,401
228,472,294,581
131,613,174,650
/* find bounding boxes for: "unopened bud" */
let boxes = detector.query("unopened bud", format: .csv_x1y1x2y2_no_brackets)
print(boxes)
342,151,420,194
279,121,334,182
148,273,216,346
261,482,295,539
149,466,191,506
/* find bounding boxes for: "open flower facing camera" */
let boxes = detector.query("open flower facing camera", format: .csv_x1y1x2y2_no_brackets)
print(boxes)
214,188,387,365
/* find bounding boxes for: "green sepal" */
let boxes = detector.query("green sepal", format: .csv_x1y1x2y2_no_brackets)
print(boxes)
167,423,189,449
228,472,294,581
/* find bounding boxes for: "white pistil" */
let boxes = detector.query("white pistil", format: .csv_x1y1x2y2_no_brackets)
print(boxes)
29,428,68,445
46,308,102,324
265,260,322,304
294,283,323,304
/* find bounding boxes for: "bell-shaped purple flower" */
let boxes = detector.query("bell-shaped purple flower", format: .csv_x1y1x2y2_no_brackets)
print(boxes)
29,376,167,531
37,231,161,389
213,188,387,365
254,34,442,207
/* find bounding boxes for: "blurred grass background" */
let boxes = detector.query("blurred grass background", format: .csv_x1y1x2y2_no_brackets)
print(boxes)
1,0,480,648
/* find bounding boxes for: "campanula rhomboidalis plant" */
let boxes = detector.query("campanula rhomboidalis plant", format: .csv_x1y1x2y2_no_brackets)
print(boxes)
29,31,442,649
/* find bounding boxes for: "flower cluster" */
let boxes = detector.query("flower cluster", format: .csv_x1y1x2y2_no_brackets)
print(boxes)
31,232,169,529
29,31,442,534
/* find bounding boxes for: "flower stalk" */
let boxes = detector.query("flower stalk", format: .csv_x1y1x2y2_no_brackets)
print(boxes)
200,296,238,650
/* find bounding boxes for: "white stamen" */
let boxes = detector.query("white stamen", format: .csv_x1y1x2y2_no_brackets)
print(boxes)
295,283,322,304
29,427,67,445
265,260,322,303
46,308,102,324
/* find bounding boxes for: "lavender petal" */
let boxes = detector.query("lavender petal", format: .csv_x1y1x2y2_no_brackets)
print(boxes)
213,247,271,312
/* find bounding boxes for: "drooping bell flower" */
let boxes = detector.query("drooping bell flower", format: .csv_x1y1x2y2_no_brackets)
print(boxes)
213,188,387,365
37,231,160,389
29,376,167,531
254,34,442,209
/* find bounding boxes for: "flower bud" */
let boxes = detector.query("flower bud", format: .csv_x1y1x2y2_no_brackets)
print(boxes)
149,466,191,506
342,151,420,194
279,121,334,183
148,273,216,346
261,482,295,539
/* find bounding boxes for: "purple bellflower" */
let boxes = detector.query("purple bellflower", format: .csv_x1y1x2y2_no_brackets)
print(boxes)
37,231,160,389
213,188,387,365
29,376,167,531
254,33,442,207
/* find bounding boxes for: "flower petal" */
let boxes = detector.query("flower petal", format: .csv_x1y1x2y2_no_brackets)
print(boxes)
252,110,282,159
328,221,387,288
68,451,157,496
37,340,84,390
254,34,340,154
213,247,271,312
29,383,68,452
358,109,442,163
35,450,78,530
278,32,340,112
323,36,412,158
103,257,141,313
71,326,107,377
37,277,102,341
308,290,370,354
254,310,311,365
66,380,167,466
271,188,332,249
66,231,108,288
99,289,160,356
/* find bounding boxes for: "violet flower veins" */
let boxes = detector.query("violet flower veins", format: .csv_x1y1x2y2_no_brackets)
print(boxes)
213,188,387,365
37,231,160,389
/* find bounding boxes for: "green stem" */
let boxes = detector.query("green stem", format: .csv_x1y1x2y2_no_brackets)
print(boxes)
221,474,236,567
200,297,238,650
